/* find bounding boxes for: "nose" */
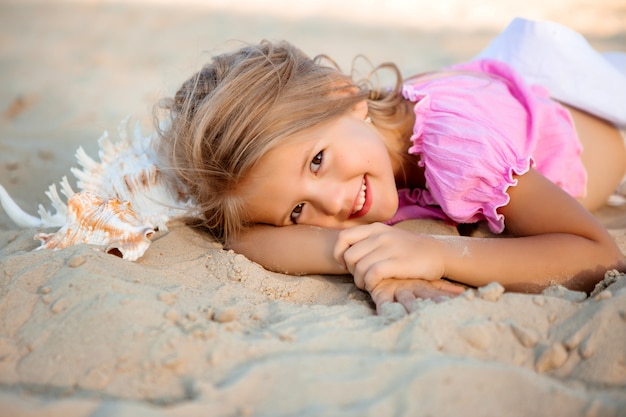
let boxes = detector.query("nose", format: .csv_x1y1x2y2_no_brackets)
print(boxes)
312,180,345,217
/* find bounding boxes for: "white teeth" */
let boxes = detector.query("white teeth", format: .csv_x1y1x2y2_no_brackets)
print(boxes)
353,179,367,214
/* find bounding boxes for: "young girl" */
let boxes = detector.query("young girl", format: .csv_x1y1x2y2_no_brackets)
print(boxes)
157,18,626,313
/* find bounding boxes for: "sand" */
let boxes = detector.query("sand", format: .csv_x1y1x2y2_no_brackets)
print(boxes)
1,1,626,416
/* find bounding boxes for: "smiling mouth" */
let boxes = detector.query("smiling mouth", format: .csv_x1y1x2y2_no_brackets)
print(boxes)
349,176,371,219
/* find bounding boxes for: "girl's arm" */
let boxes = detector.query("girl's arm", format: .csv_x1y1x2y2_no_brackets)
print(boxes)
227,224,346,275
228,223,466,310
450,167,625,292
337,168,626,294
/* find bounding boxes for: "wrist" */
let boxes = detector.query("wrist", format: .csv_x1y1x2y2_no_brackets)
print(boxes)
432,235,465,281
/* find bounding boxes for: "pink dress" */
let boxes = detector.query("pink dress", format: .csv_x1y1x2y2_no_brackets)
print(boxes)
386,59,586,234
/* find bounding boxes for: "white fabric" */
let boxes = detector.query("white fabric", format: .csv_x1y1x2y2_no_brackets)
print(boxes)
476,18,626,127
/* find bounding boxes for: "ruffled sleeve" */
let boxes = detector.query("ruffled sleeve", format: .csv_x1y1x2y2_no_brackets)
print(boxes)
401,60,541,233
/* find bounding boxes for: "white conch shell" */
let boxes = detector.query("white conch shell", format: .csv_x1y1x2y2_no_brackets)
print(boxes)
0,117,198,260
71,118,194,230
0,175,77,229
35,191,154,261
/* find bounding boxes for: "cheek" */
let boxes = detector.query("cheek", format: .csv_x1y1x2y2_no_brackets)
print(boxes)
379,182,400,218
236,185,278,224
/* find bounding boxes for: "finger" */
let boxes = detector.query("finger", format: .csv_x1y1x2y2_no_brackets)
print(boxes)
395,289,416,313
333,224,374,261
370,285,395,315
334,223,393,258
339,222,387,242
332,235,350,268
341,231,385,267
350,250,399,293
343,240,390,290
361,260,392,293
429,280,466,295
345,241,397,291
352,273,366,291
412,285,455,302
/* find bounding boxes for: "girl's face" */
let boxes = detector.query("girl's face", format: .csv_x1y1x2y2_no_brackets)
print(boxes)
238,107,399,229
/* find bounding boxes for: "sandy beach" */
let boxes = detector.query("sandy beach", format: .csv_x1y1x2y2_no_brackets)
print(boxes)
1,1,626,416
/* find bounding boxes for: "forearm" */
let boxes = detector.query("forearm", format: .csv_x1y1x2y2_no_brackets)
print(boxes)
438,233,625,293
227,224,346,275
449,168,626,293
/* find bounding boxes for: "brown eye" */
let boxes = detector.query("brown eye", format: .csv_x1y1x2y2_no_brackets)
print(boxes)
290,203,304,223
310,150,323,173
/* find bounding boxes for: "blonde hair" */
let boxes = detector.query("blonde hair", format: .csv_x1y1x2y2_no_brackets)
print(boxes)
157,40,408,243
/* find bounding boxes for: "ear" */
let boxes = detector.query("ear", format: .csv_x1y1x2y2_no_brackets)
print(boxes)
351,99,369,120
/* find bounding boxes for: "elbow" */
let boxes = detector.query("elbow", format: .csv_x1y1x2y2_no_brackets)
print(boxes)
590,230,625,275
598,236,626,272
575,242,625,294
605,246,626,276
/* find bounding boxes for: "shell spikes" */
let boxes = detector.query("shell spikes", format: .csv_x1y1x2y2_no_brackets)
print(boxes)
0,184,43,228
35,191,154,261
0,178,73,229
0,117,197,261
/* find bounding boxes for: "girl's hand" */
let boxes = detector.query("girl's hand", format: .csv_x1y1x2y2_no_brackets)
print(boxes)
369,278,465,314
334,223,447,292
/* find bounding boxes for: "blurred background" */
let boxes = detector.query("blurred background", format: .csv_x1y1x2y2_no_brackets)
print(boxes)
134,0,626,35
0,0,624,223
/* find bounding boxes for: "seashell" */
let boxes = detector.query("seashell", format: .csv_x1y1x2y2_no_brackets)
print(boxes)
70,117,196,231
34,191,154,261
0,117,198,260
